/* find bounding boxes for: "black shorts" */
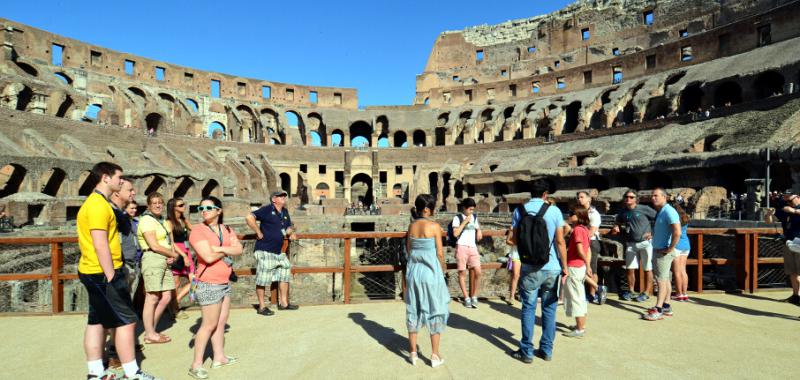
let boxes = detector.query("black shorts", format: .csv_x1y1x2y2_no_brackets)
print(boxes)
79,268,138,328
589,240,602,273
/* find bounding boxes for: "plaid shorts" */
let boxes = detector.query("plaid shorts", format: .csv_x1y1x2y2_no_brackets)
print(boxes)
255,250,292,286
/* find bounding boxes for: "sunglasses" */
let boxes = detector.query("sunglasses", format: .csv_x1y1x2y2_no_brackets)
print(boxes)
624,196,636,199
176,203,185,207
198,205,220,212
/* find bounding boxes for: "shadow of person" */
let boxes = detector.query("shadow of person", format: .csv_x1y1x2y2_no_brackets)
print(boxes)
604,298,648,315
348,312,409,361
690,296,799,321
186,317,232,363
447,313,518,353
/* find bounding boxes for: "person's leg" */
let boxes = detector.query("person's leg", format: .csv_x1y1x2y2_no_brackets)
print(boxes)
210,295,232,363
153,290,172,333
588,240,600,297
430,333,441,359
680,256,689,296
624,243,638,296
455,246,469,299
538,271,559,356
470,266,482,299
576,316,586,331
791,273,799,296
142,292,160,340
256,286,267,309
176,276,191,304
509,264,520,301
458,270,468,299
517,269,538,358
642,242,654,295
626,269,636,296
84,324,105,366
279,282,289,307
192,303,222,369
113,323,136,366
408,332,418,354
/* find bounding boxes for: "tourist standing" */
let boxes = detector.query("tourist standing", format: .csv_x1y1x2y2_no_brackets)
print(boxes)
77,162,158,379
777,193,800,305
612,190,657,302
671,203,692,302
405,194,449,367
166,197,193,320
508,180,567,363
643,189,681,321
137,192,177,344
246,190,298,316
504,228,521,306
563,208,592,338
452,198,483,308
575,191,606,304
188,196,242,379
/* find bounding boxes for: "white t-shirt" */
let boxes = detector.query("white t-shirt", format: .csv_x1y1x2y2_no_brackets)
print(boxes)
452,214,480,248
589,207,601,241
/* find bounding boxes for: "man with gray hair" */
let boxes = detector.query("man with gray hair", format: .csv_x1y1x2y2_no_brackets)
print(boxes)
643,188,681,321
611,189,656,302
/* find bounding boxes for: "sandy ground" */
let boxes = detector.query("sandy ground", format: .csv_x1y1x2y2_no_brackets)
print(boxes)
1,292,798,379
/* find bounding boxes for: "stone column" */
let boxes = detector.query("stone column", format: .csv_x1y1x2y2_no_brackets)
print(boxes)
436,172,444,210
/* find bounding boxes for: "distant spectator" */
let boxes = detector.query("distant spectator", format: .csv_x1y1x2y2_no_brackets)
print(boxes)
453,198,483,309
643,188,681,321
611,190,657,302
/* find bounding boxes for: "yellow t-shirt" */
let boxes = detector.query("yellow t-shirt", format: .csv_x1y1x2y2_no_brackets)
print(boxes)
77,192,122,274
137,214,171,251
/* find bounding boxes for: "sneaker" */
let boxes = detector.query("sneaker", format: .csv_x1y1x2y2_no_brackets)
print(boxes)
643,308,663,321
187,367,208,380
784,294,800,305
463,298,472,308
123,370,161,380
533,349,552,362
634,293,650,303
662,304,674,317
510,350,533,364
409,352,418,366
562,329,585,338
430,354,445,368
680,294,690,302
278,304,299,310
670,293,680,301
257,307,275,316
598,285,608,305
620,291,633,301
470,297,478,309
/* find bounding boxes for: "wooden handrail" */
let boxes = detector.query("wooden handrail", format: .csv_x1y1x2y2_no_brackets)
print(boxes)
0,227,785,313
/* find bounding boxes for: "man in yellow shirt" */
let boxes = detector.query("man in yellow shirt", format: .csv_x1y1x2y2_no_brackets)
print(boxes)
77,162,160,380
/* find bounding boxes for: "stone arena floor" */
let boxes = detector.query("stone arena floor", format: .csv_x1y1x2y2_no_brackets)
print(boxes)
1,292,798,379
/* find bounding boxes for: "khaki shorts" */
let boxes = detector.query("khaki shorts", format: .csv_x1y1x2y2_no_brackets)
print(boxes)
624,240,653,271
653,248,677,281
564,266,587,318
784,244,800,275
141,251,175,292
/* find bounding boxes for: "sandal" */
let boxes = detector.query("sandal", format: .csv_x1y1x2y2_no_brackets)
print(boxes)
143,335,171,344
188,367,208,379
211,355,239,369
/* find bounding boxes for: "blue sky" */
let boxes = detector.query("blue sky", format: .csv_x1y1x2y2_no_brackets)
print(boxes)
4,0,574,106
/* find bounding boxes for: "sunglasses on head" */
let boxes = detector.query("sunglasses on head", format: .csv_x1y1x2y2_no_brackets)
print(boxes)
198,205,220,212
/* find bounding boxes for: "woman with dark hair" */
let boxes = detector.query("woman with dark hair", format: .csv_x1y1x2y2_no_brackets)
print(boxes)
563,207,592,338
188,196,242,378
165,197,193,320
671,203,692,302
405,194,449,368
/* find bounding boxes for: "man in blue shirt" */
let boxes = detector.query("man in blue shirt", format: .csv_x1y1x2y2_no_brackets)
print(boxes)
508,180,567,363
246,190,298,316
643,188,681,321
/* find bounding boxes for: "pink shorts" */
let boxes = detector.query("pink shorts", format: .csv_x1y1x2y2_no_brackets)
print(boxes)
456,245,481,271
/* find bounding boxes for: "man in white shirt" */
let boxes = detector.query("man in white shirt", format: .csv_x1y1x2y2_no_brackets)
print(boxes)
576,191,606,304
453,198,483,308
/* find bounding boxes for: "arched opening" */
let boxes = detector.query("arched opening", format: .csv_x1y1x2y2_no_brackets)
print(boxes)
435,127,447,146
614,172,639,190
753,71,785,99
77,171,96,196
589,109,606,129
413,130,426,147
644,96,671,121
454,180,464,199
351,173,373,206
270,138,282,145
84,104,102,121
55,95,73,118
280,173,292,196
442,172,452,201
428,172,439,199
503,106,515,119
714,81,742,107
588,175,610,191
393,131,407,148
619,101,636,124
350,121,372,147
144,176,166,196
158,93,176,103
535,117,551,138
128,87,146,100
392,183,404,199
437,113,449,127
646,171,673,189
173,177,195,198
0,164,27,198
493,181,509,196
377,133,389,148
308,113,326,146
309,131,323,147
314,182,330,201
185,98,199,113
14,61,38,76
145,113,162,134
562,101,581,134
41,168,66,197
480,108,494,123
331,130,344,147
14,85,33,111
53,72,72,85
679,83,704,114
201,179,219,198
208,121,226,140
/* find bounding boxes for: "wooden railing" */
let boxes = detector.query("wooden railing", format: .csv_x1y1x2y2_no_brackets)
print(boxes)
0,227,784,314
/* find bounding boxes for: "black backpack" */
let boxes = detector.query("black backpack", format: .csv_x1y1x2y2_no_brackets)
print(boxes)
516,203,552,266
446,214,476,248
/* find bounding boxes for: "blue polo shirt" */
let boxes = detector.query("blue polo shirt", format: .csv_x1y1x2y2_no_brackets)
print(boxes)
252,204,292,254
511,199,565,272
653,204,680,249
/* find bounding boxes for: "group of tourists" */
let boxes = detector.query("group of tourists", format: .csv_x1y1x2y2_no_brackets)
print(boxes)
403,180,696,367
77,162,299,380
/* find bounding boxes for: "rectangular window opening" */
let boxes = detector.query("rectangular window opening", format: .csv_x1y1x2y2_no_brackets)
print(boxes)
679,29,689,38
612,67,623,84
646,54,657,69
310,91,318,104
319,165,327,174
395,166,403,175
300,164,307,173
262,85,271,99
554,60,561,68
236,82,246,96
612,48,620,56
583,70,593,84
210,79,221,98
333,92,342,105
286,88,295,101
510,84,517,97
644,10,654,26
452,75,460,81
184,72,194,83
465,89,473,102
487,88,495,99
532,81,541,94
500,69,508,77
581,28,590,41
51,43,64,66
155,67,165,81
556,77,566,89
680,46,693,62
90,50,102,66
443,92,452,103
528,46,537,53
476,50,484,62
124,60,135,76
379,171,387,184
757,24,772,47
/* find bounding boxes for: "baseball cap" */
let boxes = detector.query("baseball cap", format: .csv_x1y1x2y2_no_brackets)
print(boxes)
271,190,288,198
